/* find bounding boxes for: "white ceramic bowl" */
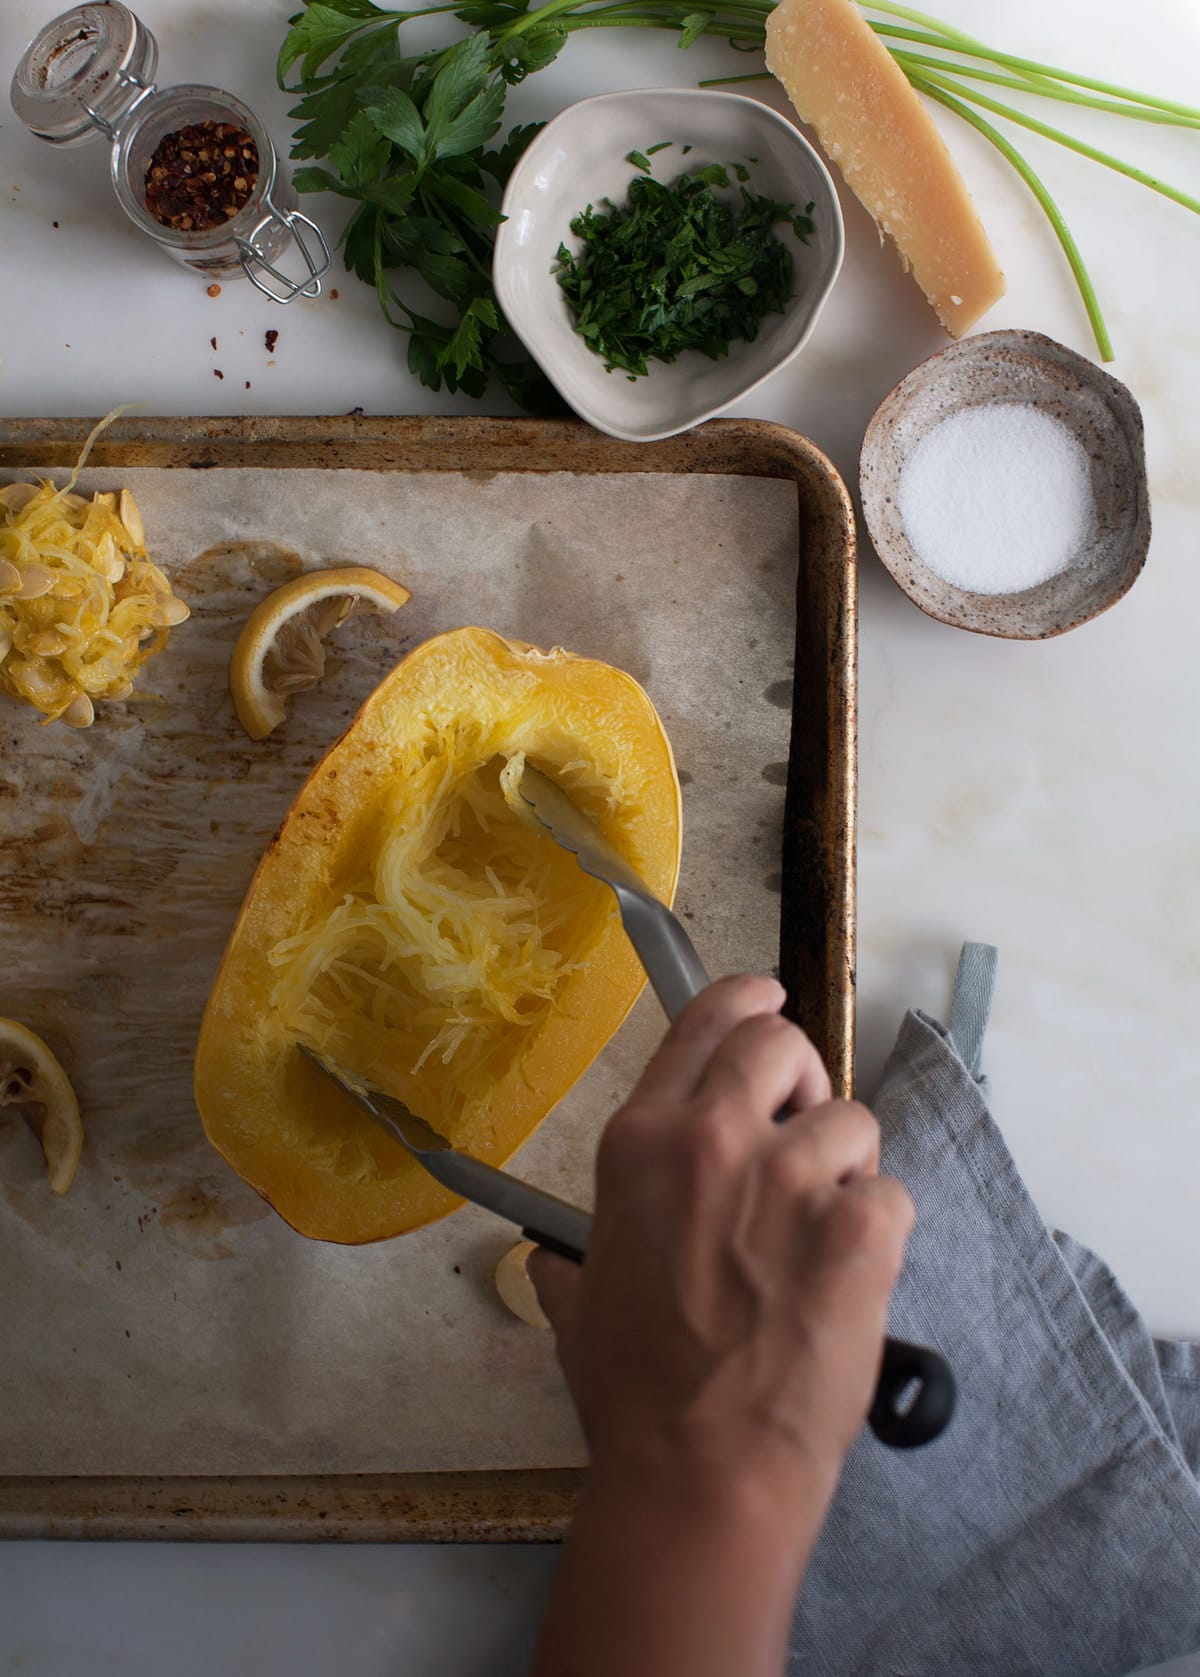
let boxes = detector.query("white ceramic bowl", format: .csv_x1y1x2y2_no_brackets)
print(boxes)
493,88,844,442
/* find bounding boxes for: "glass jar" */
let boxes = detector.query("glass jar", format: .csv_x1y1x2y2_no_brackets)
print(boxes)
11,2,330,302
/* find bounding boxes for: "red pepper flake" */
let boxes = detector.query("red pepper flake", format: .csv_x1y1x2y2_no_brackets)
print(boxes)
207,283,222,297
330,289,339,300
245,380,251,390
265,328,279,353
210,336,217,351
144,119,259,234
52,220,59,228
214,369,224,380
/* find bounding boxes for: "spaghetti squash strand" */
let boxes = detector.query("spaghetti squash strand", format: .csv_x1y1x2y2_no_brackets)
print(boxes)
269,743,615,1115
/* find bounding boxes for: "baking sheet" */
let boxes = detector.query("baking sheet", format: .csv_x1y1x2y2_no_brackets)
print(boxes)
0,450,817,1480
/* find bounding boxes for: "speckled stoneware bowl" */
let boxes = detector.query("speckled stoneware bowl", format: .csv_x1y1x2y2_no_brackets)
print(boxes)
859,330,1150,639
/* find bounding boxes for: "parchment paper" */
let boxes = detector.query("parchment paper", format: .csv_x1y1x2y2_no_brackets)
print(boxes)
0,465,797,1475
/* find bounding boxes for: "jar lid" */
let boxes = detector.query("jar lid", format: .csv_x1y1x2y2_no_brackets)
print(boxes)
10,2,159,146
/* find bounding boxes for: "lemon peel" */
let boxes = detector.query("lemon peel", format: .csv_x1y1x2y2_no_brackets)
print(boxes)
229,565,412,741
0,1018,83,1196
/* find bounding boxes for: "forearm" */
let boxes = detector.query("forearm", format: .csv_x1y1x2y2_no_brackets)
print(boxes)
531,1458,837,1677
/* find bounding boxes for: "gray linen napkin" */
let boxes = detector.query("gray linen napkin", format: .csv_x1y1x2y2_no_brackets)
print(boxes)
788,945,1200,1677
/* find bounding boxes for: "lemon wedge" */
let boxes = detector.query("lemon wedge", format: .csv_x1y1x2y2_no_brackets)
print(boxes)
230,566,411,741
495,1240,552,1329
0,1018,83,1196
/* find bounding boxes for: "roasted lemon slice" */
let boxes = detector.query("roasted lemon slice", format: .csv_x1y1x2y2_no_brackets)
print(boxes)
230,566,411,741
0,1018,83,1196
495,1240,551,1329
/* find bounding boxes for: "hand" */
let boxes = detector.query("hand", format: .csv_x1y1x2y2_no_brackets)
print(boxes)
531,974,914,1524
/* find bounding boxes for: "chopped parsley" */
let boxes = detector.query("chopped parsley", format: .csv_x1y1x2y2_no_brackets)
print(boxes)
554,161,815,379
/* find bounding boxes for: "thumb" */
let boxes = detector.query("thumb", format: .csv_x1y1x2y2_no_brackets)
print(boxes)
527,1246,581,1336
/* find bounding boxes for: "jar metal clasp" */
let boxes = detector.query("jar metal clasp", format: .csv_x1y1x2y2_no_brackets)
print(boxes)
81,63,154,140
236,193,331,304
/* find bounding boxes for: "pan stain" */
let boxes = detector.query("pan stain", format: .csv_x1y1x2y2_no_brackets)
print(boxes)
677,769,693,786
177,539,304,598
1,1171,56,1233
114,1121,199,1172
761,761,789,786
463,469,498,484
763,679,793,709
763,871,783,894
158,1174,272,1258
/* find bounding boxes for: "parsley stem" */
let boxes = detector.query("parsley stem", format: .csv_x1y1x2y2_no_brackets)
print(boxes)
908,72,1113,362
561,11,765,36
498,0,596,43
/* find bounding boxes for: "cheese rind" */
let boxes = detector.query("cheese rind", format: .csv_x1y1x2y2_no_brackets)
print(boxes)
765,0,1005,335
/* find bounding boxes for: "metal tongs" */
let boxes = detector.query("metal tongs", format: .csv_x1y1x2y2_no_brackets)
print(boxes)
304,764,955,1448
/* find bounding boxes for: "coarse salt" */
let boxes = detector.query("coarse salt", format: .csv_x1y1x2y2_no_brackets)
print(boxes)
897,403,1092,594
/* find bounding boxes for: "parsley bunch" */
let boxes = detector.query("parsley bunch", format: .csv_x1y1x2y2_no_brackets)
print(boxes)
555,162,813,378
281,22,559,408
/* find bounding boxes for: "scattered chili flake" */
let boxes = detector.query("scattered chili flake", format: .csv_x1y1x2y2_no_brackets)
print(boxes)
245,380,251,390
264,328,279,353
52,220,59,228
144,119,259,234
213,369,224,380
207,283,222,297
330,289,339,300
210,336,217,351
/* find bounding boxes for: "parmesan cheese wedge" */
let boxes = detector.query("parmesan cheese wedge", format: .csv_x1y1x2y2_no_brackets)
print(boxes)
765,0,1005,336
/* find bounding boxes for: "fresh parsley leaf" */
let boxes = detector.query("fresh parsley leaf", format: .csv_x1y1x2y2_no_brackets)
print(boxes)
429,79,506,161
408,328,447,391
329,108,392,188
646,141,673,155
365,174,419,215
278,2,384,85
626,150,653,174
420,32,492,133
439,294,499,379
692,162,730,188
494,355,563,412
342,201,384,283
479,122,544,186
419,248,478,304
291,163,355,197
497,23,566,83
432,172,505,227
676,12,711,50
365,88,427,165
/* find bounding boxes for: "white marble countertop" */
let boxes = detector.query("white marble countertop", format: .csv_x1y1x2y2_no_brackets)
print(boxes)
1,0,1198,1669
